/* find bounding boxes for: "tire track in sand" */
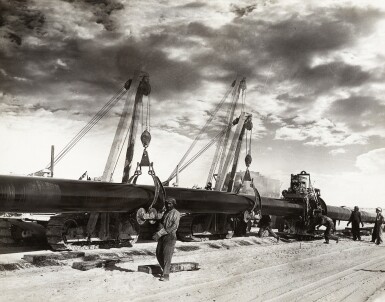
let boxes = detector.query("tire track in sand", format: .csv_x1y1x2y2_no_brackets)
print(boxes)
131,244,384,302
263,250,385,302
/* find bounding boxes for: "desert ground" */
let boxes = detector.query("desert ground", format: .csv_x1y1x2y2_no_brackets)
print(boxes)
1,230,385,302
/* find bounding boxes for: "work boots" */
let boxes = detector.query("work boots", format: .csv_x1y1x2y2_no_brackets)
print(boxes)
159,274,169,281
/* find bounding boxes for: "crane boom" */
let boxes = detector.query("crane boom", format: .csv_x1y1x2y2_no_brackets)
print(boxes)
122,73,151,183
101,77,136,182
215,112,249,191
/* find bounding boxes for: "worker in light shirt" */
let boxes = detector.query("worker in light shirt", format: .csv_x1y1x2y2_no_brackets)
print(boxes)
152,197,181,281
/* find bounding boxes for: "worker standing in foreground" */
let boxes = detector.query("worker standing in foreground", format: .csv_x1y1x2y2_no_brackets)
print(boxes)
347,206,364,241
371,207,384,245
152,197,181,281
309,209,339,244
257,214,280,242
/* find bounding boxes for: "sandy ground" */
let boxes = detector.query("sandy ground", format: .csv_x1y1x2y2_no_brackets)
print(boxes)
1,233,385,302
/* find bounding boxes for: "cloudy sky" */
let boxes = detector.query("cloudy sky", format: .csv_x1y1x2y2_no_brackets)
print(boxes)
1,0,384,209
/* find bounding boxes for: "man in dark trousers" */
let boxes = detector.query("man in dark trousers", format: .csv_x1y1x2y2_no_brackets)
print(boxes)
257,214,280,242
347,206,364,241
309,209,339,244
152,197,180,281
371,207,384,245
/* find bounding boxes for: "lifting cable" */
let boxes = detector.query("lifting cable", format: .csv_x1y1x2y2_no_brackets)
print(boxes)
166,79,237,182
45,85,130,169
206,134,225,185
234,122,261,221
129,94,167,225
241,83,247,113
168,125,231,180
206,80,242,184
210,78,246,185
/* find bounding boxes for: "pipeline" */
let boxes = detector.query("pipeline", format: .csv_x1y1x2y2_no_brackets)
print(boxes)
0,175,378,223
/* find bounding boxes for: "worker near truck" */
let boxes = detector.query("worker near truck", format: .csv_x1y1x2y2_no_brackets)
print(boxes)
309,209,339,244
371,207,384,245
152,197,181,281
257,214,280,242
347,206,364,241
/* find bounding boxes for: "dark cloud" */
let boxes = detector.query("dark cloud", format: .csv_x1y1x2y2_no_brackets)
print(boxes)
231,4,257,18
299,62,371,88
179,2,207,9
328,95,385,131
276,93,308,104
62,0,124,31
186,22,215,38
230,1,277,18
0,0,45,46
0,96,65,116
1,2,384,141
264,7,383,62
31,103,66,113
6,32,22,45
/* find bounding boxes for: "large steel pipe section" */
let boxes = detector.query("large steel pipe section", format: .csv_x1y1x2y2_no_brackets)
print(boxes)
260,197,303,216
0,175,378,223
327,205,377,223
0,175,305,216
0,175,152,213
0,175,256,214
164,187,253,214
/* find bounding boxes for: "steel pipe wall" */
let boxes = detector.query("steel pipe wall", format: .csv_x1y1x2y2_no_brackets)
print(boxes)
0,175,378,223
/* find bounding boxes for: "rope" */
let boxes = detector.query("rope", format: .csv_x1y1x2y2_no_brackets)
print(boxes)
167,124,230,181
111,119,132,177
206,134,224,184
147,95,151,132
167,79,237,182
141,96,144,134
50,89,126,167
46,88,127,168
213,80,243,183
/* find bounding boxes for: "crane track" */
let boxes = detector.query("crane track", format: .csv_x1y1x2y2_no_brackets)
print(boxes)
46,214,135,251
0,220,14,244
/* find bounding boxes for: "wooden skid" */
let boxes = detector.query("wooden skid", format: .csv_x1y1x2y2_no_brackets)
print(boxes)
72,256,133,271
23,251,85,264
138,262,199,274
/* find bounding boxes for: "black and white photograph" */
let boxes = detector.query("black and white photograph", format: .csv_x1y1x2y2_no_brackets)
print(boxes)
0,0,384,301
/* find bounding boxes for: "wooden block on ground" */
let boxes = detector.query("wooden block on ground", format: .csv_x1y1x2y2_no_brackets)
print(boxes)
23,251,85,264
0,262,29,271
72,260,104,271
138,264,162,275
72,256,132,271
60,251,85,260
138,262,199,274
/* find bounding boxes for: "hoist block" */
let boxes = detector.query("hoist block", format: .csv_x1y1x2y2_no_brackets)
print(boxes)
141,130,151,148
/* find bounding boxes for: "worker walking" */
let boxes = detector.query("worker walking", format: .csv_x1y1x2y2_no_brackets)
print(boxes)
310,209,339,244
257,214,280,242
371,207,384,245
347,206,364,241
152,197,181,281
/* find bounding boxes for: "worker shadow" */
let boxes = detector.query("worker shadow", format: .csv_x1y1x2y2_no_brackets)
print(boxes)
356,269,385,273
104,262,135,273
